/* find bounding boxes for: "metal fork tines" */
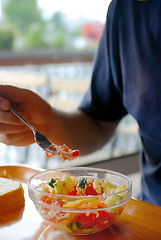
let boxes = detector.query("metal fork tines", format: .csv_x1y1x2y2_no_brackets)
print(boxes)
10,107,56,154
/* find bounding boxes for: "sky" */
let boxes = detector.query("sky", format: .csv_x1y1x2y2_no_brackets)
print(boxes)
38,0,111,23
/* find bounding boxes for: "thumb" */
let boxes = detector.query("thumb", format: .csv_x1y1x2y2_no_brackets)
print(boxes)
0,85,26,100
0,85,34,107
0,85,22,110
0,96,11,110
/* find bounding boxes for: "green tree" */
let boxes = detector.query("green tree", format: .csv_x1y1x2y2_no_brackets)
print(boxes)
49,12,70,48
51,29,68,49
25,23,47,49
3,0,43,32
50,11,67,30
0,24,14,49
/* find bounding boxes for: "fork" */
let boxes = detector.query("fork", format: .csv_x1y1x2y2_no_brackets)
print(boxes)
10,107,57,154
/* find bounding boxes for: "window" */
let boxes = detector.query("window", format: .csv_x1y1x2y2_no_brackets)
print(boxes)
0,0,141,169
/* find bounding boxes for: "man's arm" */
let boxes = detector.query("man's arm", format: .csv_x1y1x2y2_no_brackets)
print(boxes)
0,85,119,155
48,108,119,155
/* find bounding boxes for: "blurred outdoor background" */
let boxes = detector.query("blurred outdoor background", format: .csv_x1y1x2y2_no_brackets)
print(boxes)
0,0,141,196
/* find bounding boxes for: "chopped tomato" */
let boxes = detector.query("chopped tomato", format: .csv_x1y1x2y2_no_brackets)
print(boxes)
73,210,114,229
96,211,114,229
74,212,97,228
72,150,79,157
85,182,99,196
68,186,77,196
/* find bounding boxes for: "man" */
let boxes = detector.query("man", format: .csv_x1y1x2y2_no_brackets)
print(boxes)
0,0,160,206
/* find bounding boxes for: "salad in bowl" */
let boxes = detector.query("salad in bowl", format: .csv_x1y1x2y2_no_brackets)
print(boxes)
28,167,132,235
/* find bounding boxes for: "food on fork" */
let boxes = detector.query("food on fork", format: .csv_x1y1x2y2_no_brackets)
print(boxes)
0,177,25,213
10,107,79,161
45,144,79,161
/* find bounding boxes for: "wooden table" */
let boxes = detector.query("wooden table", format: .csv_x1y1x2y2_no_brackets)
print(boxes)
0,165,161,240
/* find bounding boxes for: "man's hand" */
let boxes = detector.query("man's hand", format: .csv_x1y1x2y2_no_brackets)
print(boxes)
0,85,53,146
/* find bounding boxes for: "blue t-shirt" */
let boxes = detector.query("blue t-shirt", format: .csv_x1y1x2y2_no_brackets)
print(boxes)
79,0,161,206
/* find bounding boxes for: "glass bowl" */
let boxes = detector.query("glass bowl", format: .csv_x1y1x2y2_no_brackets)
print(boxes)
28,167,132,235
